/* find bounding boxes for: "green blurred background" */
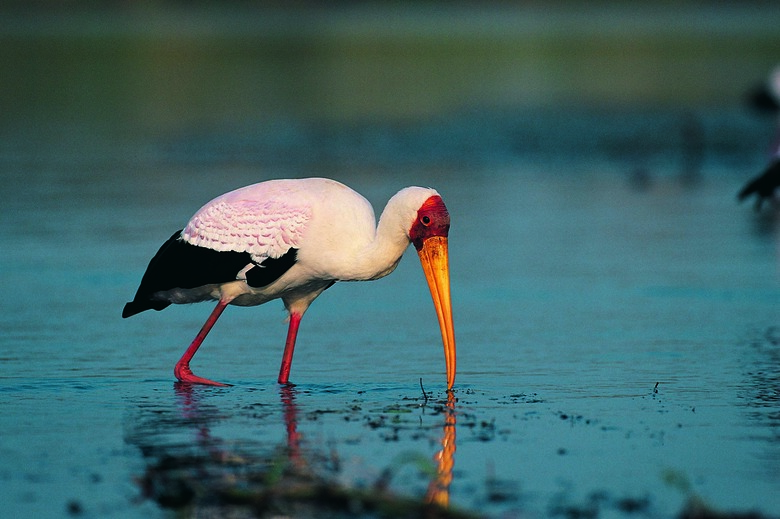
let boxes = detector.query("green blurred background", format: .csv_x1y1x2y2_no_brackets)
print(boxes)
1,1,778,134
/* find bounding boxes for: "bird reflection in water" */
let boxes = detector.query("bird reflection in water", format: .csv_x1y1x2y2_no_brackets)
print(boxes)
279,385,303,466
131,385,463,517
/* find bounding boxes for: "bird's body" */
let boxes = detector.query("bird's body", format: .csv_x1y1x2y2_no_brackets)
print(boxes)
738,155,780,210
740,66,780,210
123,178,456,389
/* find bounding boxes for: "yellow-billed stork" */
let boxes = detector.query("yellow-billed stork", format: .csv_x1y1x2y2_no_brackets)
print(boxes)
123,178,456,389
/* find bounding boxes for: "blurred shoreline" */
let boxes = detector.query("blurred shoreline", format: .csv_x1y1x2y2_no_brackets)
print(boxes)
1,3,778,129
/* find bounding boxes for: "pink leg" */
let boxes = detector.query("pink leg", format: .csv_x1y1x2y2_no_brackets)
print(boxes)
277,312,302,385
174,300,231,387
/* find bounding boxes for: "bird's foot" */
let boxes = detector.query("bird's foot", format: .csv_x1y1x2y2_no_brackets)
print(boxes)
174,363,231,387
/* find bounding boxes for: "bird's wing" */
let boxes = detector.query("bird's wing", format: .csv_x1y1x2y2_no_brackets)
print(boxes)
122,230,254,317
738,159,780,210
181,199,311,261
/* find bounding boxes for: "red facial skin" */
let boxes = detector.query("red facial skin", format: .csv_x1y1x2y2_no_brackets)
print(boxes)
410,196,451,250
409,194,456,390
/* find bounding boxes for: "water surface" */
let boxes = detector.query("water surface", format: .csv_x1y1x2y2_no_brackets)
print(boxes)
1,5,779,518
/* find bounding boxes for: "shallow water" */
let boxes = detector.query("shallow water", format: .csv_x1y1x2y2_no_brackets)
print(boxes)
2,5,780,519
2,109,778,518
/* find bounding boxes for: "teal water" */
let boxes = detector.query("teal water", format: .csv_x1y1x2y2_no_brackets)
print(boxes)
1,5,779,518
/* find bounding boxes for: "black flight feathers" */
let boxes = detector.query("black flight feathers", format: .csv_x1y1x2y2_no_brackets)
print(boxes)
122,230,298,318
738,160,780,211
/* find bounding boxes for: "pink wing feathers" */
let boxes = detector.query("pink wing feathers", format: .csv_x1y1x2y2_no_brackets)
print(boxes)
181,194,311,262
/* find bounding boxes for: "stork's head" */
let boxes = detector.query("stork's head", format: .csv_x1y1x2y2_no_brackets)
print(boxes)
407,192,456,390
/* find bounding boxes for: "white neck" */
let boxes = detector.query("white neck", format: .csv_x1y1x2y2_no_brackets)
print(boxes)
342,186,437,281
350,208,413,281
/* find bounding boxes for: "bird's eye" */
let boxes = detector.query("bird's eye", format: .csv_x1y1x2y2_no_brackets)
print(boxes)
421,215,431,226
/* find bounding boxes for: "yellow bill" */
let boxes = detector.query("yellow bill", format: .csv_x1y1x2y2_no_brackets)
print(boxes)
417,235,457,390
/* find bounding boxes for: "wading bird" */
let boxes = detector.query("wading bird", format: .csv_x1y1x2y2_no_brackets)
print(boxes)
740,65,780,209
123,178,456,389
738,156,780,210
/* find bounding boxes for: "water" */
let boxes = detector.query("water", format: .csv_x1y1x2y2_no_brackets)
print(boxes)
1,5,780,519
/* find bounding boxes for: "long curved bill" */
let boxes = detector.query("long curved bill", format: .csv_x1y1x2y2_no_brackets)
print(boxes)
417,236,457,390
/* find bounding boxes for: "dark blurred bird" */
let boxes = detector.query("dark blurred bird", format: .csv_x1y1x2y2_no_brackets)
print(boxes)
738,158,780,210
747,66,780,114
739,66,780,210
